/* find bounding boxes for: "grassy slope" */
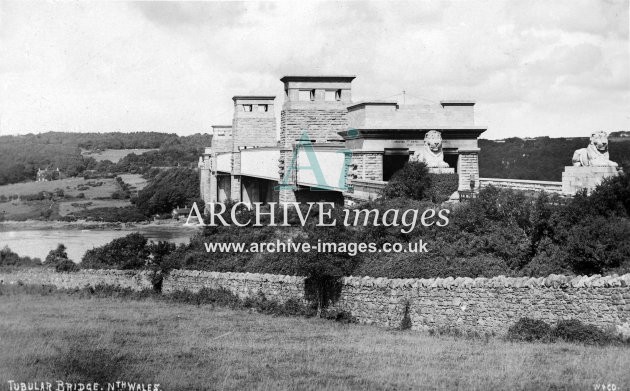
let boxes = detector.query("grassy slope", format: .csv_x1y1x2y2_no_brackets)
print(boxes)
1,293,628,390
0,177,146,219
0,177,118,199
81,149,158,163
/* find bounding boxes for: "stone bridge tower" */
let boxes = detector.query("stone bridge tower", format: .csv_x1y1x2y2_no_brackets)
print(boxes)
278,75,355,202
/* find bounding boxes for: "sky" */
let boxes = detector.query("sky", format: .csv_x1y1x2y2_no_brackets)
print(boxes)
0,0,628,139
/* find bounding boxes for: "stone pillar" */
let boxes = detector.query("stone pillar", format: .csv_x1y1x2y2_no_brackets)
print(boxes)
209,172,218,203
230,175,242,202
457,150,480,191
278,149,297,203
562,166,619,195
358,152,384,181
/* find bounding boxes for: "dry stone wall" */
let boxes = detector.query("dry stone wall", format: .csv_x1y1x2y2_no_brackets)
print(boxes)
162,270,305,303
2,269,629,336
337,275,630,335
479,177,563,194
0,268,153,291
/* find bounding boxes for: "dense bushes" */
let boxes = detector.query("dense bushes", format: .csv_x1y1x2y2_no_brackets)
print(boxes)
427,173,459,202
66,206,148,222
507,318,623,345
0,132,213,185
151,169,630,281
133,168,201,216
82,233,150,269
382,162,432,200
43,244,80,272
0,246,41,267
479,137,630,181
506,318,554,342
381,162,458,202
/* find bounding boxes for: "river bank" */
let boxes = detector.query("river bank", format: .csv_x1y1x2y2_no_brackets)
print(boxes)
0,219,189,231
0,222,199,261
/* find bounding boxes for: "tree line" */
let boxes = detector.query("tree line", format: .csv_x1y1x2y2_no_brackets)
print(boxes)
0,132,212,185
479,137,630,181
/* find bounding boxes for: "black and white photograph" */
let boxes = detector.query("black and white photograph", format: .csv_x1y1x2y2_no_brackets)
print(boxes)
1,0,629,390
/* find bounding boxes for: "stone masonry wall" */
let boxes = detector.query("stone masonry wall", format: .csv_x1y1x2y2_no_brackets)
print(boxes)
280,107,348,146
2,269,629,336
0,268,153,290
232,117,277,150
479,178,563,194
163,270,305,303
355,152,383,181
457,152,479,191
336,275,630,335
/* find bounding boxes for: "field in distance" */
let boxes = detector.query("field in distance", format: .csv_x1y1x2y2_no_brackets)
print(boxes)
1,292,628,390
0,175,147,220
0,177,118,199
81,148,158,163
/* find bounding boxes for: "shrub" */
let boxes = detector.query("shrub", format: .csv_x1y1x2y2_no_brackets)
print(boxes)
506,318,553,342
0,246,42,267
506,318,622,345
321,308,358,323
552,319,617,346
134,168,201,216
82,233,149,269
588,168,630,218
69,206,147,222
382,161,431,200
399,301,412,330
45,244,69,265
55,259,80,273
427,173,459,203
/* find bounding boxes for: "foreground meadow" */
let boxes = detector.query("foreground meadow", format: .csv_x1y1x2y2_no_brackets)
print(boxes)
0,291,628,391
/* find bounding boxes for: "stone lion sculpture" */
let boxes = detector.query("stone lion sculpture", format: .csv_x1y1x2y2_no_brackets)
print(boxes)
572,131,618,167
410,130,450,168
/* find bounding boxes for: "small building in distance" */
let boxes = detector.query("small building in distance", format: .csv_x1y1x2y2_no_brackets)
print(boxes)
36,168,61,182
172,206,192,220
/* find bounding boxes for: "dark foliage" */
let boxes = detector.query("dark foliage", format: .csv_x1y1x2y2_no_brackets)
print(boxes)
44,244,72,267
0,246,42,267
427,173,459,203
82,233,149,269
382,161,431,200
134,168,201,216
552,319,618,345
68,206,148,222
0,132,212,185
55,259,81,273
399,301,412,330
506,317,554,342
507,318,623,346
479,137,630,181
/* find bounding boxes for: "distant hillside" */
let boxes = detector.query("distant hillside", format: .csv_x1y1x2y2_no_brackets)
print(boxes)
0,132,212,185
479,137,630,181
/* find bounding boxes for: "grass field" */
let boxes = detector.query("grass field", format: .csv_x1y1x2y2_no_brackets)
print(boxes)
0,177,119,199
57,199,132,216
0,178,133,220
81,149,158,163
118,174,149,192
1,291,628,390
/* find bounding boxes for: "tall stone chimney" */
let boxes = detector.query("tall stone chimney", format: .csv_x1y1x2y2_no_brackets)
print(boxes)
279,76,355,146
232,96,277,151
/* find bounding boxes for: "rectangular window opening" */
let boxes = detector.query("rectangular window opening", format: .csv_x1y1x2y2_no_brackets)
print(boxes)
298,90,312,101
